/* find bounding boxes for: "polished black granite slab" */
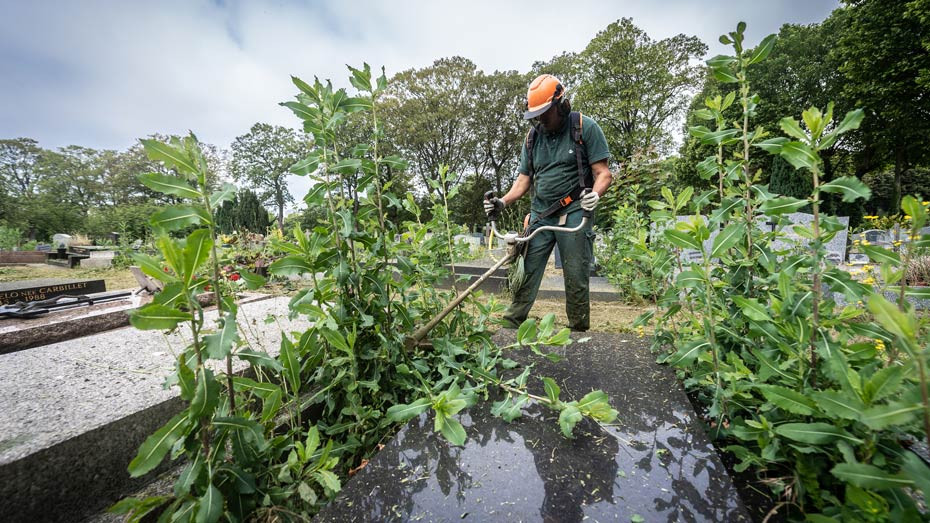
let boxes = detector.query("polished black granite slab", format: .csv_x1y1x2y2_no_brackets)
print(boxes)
315,332,749,522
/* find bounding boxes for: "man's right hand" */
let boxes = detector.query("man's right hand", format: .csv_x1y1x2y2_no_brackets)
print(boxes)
484,197,505,217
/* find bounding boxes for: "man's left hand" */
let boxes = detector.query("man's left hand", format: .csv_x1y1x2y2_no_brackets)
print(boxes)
581,191,600,211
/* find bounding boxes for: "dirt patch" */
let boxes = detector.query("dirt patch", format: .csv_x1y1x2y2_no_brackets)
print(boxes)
479,295,652,333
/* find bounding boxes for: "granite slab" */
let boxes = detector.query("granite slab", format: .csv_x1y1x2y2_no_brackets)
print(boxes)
316,332,749,523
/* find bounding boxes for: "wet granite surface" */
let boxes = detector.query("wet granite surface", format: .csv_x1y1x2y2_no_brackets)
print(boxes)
316,332,749,522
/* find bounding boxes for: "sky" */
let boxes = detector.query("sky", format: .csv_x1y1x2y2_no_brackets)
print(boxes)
1,0,840,201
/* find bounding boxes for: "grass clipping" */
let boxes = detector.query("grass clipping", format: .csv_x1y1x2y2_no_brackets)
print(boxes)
508,253,526,291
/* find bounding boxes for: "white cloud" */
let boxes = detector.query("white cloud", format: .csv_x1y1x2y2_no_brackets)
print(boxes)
1,0,839,207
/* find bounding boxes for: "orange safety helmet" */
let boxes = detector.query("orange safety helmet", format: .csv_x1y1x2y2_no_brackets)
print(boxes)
524,74,565,120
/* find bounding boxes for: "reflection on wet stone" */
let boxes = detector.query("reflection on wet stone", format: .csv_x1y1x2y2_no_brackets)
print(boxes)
315,332,749,522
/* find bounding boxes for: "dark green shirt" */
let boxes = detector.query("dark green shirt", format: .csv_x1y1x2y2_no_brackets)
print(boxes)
518,113,610,213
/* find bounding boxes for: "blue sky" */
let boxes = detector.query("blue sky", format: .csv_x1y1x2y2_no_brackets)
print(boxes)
1,0,840,154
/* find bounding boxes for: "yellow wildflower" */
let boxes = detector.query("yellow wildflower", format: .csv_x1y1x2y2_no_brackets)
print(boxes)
636,325,646,338
874,338,885,353
863,276,876,285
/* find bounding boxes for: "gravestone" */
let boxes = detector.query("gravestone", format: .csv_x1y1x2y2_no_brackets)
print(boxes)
770,213,849,263
0,279,106,305
317,332,749,522
35,244,51,252
52,234,72,249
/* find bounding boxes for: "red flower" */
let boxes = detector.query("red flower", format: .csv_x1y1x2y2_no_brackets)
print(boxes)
229,273,241,282
204,284,212,292
163,267,170,272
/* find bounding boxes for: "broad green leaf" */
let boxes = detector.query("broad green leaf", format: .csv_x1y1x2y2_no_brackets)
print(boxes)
780,142,818,170
664,339,710,367
861,245,900,265
313,469,341,494
132,253,175,283
269,255,313,276
831,463,913,490
706,54,737,68
340,97,372,113
835,109,865,135
386,398,432,423
867,294,916,341
860,402,922,430
779,118,808,141
129,303,191,331
675,270,704,288
279,336,300,395
516,318,537,344
542,377,560,405
748,34,776,64
189,367,219,421
204,312,239,360
820,176,872,203
321,328,351,355
128,411,191,477
664,229,703,252
209,182,237,207
182,229,212,284
150,205,209,231
195,483,222,523
141,139,197,175
291,154,321,175
558,404,583,437
710,223,745,257
435,413,466,446
757,385,815,415
761,196,808,215
712,67,739,83
237,349,284,371
733,296,770,322
280,101,315,120
811,390,865,420
774,422,860,444
138,172,200,199
755,137,788,154
902,195,928,228
576,390,618,422
700,128,741,145
236,271,265,290
865,365,907,404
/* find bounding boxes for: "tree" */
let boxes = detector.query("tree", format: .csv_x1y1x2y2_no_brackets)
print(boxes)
236,189,271,233
0,138,42,197
467,70,528,195
229,123,309,233
381,57,481,194
835,0,930,210
573,18,707,162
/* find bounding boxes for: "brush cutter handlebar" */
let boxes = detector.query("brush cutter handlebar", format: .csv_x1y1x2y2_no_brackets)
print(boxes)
483,191,589,245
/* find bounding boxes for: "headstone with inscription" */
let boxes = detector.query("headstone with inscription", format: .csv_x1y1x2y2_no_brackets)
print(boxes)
0,279,107,305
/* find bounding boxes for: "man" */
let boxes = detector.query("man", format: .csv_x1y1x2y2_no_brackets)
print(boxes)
484,74,612,331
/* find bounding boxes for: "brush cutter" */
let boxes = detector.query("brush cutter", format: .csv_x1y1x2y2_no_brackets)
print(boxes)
404,191,591,348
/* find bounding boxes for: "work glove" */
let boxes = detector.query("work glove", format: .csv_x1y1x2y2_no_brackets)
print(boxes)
484,197,505,217
580,191,600,211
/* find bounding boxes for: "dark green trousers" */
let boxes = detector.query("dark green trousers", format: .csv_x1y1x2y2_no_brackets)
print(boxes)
503,208,593,331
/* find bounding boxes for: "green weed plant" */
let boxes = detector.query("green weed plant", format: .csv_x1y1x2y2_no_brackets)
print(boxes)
111,65,616,522
632,23,930,521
